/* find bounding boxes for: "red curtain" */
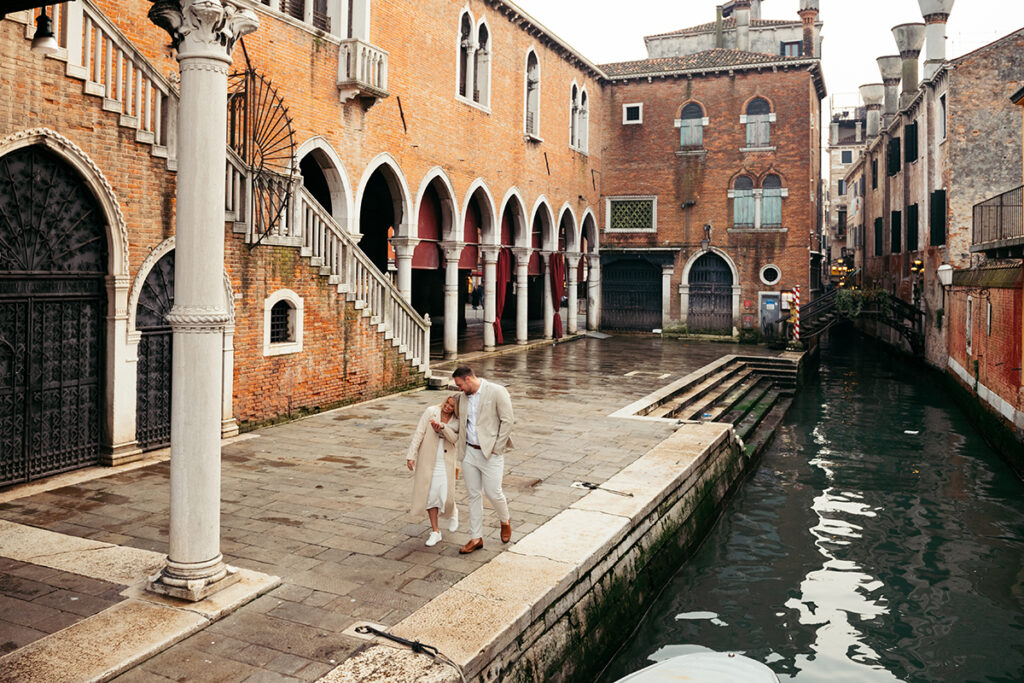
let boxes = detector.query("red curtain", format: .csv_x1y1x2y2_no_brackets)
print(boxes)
494,249,511,344
550,252,565,338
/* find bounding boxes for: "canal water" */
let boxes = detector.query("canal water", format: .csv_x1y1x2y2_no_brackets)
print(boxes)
598,333,1024,682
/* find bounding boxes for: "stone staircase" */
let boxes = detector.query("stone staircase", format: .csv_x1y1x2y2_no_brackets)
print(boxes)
13,1,431,377
621,355,801,459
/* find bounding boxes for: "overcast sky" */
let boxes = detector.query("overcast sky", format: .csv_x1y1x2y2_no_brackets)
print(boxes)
511,0,1024,109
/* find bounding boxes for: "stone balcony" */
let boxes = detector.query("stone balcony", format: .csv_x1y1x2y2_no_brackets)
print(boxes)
337,38,389,105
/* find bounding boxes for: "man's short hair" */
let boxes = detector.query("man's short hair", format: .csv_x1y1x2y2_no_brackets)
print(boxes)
452,366,475,379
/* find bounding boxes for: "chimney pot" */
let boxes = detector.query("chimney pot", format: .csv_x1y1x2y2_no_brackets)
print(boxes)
735,0,751,52
892,23,926,107
860,83,885,138
877,56,903,124
918,0,954,79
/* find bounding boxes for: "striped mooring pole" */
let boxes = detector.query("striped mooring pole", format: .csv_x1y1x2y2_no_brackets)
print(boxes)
793,285,800,341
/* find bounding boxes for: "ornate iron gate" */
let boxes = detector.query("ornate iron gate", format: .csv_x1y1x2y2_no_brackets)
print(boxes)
602,259,661,330
688,253,733,334
0,145,107,487
135,251,174,451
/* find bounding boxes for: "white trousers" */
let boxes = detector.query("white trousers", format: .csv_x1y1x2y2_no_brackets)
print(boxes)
463,446,509,540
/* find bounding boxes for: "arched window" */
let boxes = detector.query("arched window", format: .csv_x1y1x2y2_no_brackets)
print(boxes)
570,84,580,148
579,89,589,153
732,176,755,228
474,23,490,105
458,13,472,99
525,51,540,137
680,102,704,148
745,97,772,148
762,174,783,227
264,289,303,355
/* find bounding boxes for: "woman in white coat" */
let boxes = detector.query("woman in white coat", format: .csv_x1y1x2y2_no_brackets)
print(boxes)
406,394,460,546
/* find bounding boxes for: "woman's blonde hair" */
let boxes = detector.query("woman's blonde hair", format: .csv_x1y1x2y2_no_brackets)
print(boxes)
447,393,460,416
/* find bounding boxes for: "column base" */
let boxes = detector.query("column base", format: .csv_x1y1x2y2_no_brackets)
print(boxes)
148,557,239,602
101,442,144,467
484,345,495,352
221,418,240,439
517,340,528,345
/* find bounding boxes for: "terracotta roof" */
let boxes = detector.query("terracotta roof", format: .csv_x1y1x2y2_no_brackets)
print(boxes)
647,17,798,39
599,49,809,78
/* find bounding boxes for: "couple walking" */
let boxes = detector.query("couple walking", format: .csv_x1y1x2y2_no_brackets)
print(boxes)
406,366,513,553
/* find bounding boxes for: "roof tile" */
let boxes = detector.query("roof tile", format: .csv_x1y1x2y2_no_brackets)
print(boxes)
600,49,807,78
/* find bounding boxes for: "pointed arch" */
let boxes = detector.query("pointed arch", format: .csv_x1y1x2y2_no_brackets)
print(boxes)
457,8,474,99
294,135,353,232
524,47,541,137
414,167,458,241
531,196,556,251
474,17,492,106
355,152,413,238
557,203,579,252
580,208,599,252
499,187,528,247
463,179,497,245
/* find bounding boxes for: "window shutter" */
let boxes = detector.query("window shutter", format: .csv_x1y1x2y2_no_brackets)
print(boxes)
930,190,947,246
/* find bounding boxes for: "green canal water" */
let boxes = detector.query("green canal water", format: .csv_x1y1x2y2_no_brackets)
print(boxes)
598,334,1024,682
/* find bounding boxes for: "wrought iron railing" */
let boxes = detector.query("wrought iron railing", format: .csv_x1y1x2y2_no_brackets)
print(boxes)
973,185,1023,246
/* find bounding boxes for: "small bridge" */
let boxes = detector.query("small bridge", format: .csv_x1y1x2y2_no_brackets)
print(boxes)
800,289,925,354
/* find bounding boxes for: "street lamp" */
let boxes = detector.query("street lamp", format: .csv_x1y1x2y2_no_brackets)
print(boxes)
31,8,59,55
700,224,712,252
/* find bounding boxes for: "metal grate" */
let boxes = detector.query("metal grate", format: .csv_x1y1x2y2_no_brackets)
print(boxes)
609,199,654,232
973,185,1022,246
270,301,291,343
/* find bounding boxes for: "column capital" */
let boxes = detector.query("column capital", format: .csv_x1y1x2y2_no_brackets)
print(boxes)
511,247,532,260
440,241,464,263
149,0,258,63
391,236,419,258
480,246,500,263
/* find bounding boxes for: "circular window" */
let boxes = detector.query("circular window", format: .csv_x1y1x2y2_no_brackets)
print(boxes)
760,265,781,286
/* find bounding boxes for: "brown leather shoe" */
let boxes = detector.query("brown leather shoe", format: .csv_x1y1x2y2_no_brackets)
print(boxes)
500,521,512,544
459,538,484,554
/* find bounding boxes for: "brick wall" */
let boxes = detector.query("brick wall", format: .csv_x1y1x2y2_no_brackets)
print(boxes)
601,67,820,319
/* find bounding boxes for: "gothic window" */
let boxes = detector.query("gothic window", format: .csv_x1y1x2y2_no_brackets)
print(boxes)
745,97,772,148
762,174,783,227
264,290,303,356
579,89,589,153
570,84,579,148
458,13,472,99
525,51,540,137
680,102,705,149
732,176,755,228
473,23,490,105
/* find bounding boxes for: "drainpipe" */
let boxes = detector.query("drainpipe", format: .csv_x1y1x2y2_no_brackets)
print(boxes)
893,23,926,110
798,0,819,58
860,83,885,139
918,0,954,80
735,0,751,52
877,55,902,128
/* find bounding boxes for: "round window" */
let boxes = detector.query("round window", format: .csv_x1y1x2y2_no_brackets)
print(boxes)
760,265,781,285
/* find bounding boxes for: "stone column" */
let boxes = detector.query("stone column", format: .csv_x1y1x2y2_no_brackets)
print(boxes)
513,248,530,344
392,237,417,304
442,243,461,359
566,252,580,334
661,265,675,329
587,256,601,331
481,247,498,350
147,0,258,602
542,251,554,340
221,321,238,438
753,189,763,230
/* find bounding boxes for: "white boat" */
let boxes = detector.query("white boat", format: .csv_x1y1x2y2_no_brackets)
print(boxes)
614,651,780,682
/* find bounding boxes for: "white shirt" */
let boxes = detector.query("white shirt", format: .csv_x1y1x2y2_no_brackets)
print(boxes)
466,379,486,447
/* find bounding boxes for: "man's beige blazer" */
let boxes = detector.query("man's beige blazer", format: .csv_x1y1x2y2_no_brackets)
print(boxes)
453,380,514,461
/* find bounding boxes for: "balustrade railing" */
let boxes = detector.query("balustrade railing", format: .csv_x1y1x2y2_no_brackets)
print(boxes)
973,185,1023,247
337,38,389,100
23,1,177,162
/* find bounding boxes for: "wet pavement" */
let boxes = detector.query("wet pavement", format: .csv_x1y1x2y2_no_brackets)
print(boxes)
0,336,777,682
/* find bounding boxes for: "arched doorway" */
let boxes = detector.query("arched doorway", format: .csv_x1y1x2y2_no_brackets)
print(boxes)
0,145,108,486
580,211,599,330
299,153,333,215
412,178,450,340
688,252,733,334
602,258,660,330
358,164,406,277
135,251,174,451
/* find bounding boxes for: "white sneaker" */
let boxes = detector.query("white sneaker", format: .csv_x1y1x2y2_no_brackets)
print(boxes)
425,531,442,547
447,506,459,532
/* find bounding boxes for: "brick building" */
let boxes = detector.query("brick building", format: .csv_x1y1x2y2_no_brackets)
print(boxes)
1,0,825,486
597,0,825,338
825,101,866,276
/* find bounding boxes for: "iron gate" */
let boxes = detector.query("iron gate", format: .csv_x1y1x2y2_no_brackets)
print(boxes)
687,252,733,334
0,145,107,487
135,251,174,451
602,259,661,330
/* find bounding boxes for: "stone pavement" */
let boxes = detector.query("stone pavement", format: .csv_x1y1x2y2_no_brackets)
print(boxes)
0,336,776,682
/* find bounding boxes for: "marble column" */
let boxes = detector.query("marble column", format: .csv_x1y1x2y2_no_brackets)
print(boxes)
542,251,554,340
587,256,601,331
442,243,461,359
566,252,580,334
147,0,258,602
392,237,418,304
481,247,498,350
513,248,530,344
661,265,675,329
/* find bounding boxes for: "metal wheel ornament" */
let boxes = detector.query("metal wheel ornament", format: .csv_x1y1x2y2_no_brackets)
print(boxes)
228,41,296,248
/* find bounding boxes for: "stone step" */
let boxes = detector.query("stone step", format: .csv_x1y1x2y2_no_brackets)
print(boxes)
742,395,793,459
646,363,747,419
734,387,782,444
682,367,758,420
719,377,773,427
688,369,766,422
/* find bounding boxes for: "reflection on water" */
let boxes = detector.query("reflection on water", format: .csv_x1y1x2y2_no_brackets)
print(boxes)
597,334,1024,683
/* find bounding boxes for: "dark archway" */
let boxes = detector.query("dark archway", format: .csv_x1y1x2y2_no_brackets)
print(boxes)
688,252,733,334
359,168,397,275
299,153,332,215
136,251,174,451
0,145,108,486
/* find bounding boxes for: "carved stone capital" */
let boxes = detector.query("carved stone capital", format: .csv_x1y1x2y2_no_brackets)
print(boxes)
167,304,232,333
149,0,258,63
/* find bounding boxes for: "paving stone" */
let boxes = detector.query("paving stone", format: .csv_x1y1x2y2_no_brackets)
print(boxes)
0,622,47,654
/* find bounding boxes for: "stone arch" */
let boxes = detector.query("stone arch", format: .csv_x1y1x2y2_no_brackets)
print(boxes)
294,136,353,231
580,208,599,252
456,7,474,99
556,203,579,252
355,152,413,238
498,187,528,247
414,167,458,241
743,94,774,114
679,247,741,335
462,179,497,245
530,196,555,251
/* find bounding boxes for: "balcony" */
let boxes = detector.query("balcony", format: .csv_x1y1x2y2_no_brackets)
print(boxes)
337,38,388,106
972,185,1023,257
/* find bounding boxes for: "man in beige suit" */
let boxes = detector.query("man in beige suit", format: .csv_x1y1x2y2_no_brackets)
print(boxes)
447,365,514,553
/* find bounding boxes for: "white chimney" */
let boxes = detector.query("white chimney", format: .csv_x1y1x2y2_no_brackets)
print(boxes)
859,83,885,139
918,0,955,79
892,23,926,108
735,0,751,52
877,56,902,125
